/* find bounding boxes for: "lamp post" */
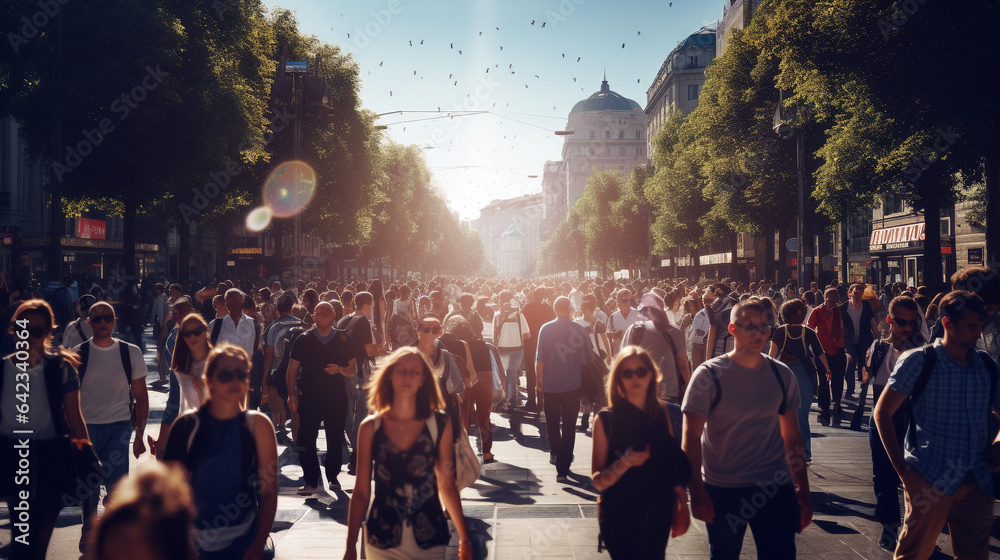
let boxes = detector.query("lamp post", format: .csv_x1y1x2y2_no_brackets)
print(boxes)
774,91,805,289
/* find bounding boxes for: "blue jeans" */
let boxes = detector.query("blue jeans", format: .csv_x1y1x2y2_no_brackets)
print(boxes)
500,348,524,404
869,385,905,529
83,420,133,526
788,362,814,460
704,482,799,560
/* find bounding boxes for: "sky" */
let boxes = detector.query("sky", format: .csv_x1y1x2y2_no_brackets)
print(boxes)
271,0,724,220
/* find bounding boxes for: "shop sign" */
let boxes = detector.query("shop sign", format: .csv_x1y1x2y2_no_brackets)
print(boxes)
76,218,106,240
660,259,671,267
870,223,924,251
676,257,692,267
969,247,984,264
699,252,732,266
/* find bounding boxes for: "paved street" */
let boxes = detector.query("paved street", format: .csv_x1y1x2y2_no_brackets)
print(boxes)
3,330,1000,559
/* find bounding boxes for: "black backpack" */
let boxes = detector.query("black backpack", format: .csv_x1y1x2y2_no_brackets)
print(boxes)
269,325,308,400
78,339,136,424
703,356,788,415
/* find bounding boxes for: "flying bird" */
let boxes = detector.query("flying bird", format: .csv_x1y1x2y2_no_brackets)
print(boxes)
573,77,576,82
622,43,625,48
531,19,535,25
637,78,641,83
347,33,350,38
414,70,417,75
379,61,383,66
389,91,392,96
458,50,462,54
479,31,482,35
638,31,641,35
420,40,424,44
577,57,581,62
409,40,412,46
562,53,565,58
500,46,503,51
450,43,454,48
449,73,453,78
541,22,546,27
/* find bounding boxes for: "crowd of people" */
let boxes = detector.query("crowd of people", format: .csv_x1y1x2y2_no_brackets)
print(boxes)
2,268,1000,559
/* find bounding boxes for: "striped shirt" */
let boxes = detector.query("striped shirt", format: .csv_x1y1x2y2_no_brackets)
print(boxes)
887,342,1000,495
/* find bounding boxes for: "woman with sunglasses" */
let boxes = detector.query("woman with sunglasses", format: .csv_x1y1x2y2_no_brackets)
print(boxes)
1,299,92,560
163,343,278,560
344,348,472,560
171,313,212,415
591,346,691,559
415,314,467,444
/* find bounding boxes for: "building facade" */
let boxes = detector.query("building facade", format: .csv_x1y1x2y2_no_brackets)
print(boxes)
472,193,543,277
645,25,717,157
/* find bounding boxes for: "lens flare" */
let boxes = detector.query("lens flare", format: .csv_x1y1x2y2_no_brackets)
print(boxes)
246,206,272,232
263,161,316,218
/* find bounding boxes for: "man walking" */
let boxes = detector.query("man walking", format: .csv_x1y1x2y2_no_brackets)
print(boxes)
842,282,878,400
683,299,812,560
623,292,691,404
535,296,587,483
874,291,1000,560
808,288,848,425
862,296,921,550
74,302,149,548
494,290,530,408
607,289,640,355
521,287,556,410
286,301,357,493
338,291,379,474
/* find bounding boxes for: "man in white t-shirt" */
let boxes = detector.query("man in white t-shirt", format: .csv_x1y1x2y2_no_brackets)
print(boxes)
62,294,96,350
493,290,530,407
608,289,640,355
209,289,258,358
74,302,149,547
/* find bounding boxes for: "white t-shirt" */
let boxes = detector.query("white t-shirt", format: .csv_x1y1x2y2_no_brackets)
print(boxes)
176,357,208,414
690,309,711,345
62,318,93,350
870,342,905,387
846,303,863,338
495,309,529,349
609,307,640,334
211,314,257,358
0,358,77,440
75,340,148,424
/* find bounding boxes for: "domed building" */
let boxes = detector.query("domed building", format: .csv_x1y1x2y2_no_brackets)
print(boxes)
541,77,649,234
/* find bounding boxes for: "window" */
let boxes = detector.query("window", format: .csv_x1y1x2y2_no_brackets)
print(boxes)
618,130,624,140
604,130,610,139
635,130,641,139
636,147,642,157
689,55,698,67
619,147,626,156
688,84,700,100
589,130,595,139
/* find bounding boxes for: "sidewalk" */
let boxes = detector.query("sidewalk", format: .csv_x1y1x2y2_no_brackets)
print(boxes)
4,328,999,558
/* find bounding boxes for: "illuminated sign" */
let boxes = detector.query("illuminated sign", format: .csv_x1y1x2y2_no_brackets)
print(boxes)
870,223,924,251
77,218,106,240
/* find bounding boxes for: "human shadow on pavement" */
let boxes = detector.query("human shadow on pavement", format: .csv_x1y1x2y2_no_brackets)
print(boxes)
472,464,542,505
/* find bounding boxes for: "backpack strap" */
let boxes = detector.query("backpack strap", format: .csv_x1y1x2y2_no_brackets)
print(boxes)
977,350,999,402
119,340,133,387
78,341,92,382
253,319,261,353
210,319,224,346
909,345,938,402
707,365,722,413
767,357,788,416
75,321,86,340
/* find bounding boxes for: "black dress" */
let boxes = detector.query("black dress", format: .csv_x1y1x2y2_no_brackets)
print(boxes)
597,400,691,560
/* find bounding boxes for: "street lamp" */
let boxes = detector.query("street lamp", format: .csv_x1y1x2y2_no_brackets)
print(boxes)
774,90,806,288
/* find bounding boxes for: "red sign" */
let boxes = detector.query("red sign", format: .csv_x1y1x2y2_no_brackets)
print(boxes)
77,218,106,240
869,223,924,250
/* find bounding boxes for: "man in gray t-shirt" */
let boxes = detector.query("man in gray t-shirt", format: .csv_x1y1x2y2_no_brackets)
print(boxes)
682,299,812,559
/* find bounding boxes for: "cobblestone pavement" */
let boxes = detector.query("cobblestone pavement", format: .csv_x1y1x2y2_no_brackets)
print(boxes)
3,329,999,558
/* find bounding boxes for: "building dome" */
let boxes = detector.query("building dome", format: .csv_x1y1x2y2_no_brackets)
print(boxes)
570,79,643,113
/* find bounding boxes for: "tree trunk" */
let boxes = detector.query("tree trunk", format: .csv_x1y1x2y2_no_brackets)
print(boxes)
122,195,137,284
986,151,1000,270
920,177,945,294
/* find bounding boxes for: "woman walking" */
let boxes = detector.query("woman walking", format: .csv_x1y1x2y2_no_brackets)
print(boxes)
591,346,691,559
163,344,278,560
344,348,473,560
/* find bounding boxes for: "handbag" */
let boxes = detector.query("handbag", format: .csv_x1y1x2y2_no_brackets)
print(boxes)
57,437,103,506
579,330,609,407
455,425,481,490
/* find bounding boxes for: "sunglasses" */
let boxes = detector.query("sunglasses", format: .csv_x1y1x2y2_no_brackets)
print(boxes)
25,325,47,339
418,325,443,334
734,322,771,335
893,317,920,329
621,367,650,380
90,314,115,324
213,368,249,383
181,326,207,338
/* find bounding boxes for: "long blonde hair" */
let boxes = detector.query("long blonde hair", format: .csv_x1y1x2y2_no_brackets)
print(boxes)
367,347,445,418
606,345,663,417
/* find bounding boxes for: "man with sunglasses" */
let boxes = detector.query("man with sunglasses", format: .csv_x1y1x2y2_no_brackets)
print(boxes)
608,289,640,355
862,296,921,550
285,301,357,494
683,299,812,560
73,301,150,549
874,291,1000,559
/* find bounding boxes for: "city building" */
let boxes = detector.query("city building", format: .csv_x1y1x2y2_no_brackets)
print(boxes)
472,193,543,277
718,0,763,57
645,25,717,157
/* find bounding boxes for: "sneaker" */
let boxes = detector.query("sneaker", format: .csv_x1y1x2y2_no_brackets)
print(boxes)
556,475,570,484
818,414,830,426
549,453,557,465
483,452,497,464
296,484,318,496
878,527,897,550
328,480,341,491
